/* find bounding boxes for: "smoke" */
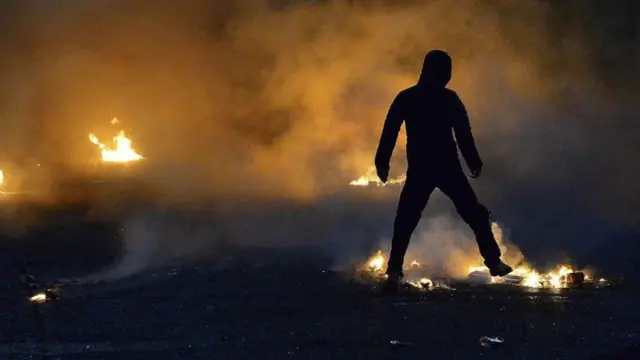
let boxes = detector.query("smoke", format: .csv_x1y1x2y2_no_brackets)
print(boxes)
1,1,638,279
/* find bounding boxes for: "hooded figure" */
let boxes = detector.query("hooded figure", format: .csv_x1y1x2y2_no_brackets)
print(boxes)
418,49,452,88
374,50,513,293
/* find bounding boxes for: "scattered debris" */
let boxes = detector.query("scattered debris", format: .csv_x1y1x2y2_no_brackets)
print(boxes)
25,284,60,304
431,278,455,290
20,268,61,304
359,219,610,291
358,249,609,292
502,274,525,285
389,340,413,346
467,271,493,285
44,286,61,301
595,278,609,288
466,267,606,289
407,277,432,290
20,268,49,345
567,272,585,287
406,277,454,291
479,336,504,348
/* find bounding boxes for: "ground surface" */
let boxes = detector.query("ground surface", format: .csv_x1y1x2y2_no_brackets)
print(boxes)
1,211,639,360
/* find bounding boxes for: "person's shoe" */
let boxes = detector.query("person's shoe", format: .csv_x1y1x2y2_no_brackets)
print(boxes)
486,260,513,277
380,271,403,295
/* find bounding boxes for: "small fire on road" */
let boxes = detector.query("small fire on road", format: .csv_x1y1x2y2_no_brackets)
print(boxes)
29,293,47,303
89,118,144,163
363,248,605,290
364,250,436,290
349,166,405,187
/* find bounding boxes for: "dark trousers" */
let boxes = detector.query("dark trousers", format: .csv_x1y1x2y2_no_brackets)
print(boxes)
386,169,502,275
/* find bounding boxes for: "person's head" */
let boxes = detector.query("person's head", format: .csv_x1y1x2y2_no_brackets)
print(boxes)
418,50,452,88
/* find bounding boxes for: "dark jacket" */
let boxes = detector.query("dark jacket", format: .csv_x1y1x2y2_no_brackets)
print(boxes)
374,51,483,176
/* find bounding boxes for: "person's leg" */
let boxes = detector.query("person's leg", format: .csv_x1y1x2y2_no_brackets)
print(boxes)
386,176,435,278
436,171,509,273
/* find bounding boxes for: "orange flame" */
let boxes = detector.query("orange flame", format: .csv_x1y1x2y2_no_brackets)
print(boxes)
89,119,143,163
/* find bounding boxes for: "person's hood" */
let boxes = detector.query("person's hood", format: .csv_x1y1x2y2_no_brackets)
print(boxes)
417,50,452,88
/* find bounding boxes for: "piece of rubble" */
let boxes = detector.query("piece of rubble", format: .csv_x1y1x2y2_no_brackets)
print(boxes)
389,340,413,346
479,336,504,348
502,274,524,285
44,285,61,301
431,277,454,290
467,271,492,285
567,272,585,287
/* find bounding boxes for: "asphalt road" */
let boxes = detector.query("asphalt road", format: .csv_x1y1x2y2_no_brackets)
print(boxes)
1,212,639,360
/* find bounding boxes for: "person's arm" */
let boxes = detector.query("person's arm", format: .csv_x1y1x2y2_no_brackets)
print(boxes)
374,93,405,174
451,92,483,174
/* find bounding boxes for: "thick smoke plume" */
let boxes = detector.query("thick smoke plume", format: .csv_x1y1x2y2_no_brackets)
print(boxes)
1,1,638,279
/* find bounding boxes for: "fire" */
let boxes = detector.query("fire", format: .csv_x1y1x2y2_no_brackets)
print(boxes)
366,249,385,272
363,251,436,290
407,277,433,289
89,119,143,163
520,270,542,288
465,263,596,288
462,222,589,288
349,166,406,187
0,169,4,186
29,293,47,303
364,249,599,289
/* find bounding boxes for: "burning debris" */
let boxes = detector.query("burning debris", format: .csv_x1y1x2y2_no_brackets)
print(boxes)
19,268,59,345
349,166,406,187
464,265,604,289
366,249,385,272
460,223,606,288
26,286,60,304
406,277,433,290
360,249,606,290
360,250,450,291
89,118,144,163
350,166,608,290
29,293,48,304
21,270,61,304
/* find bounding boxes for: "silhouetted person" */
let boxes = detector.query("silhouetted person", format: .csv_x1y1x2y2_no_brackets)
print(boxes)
375,50,513,292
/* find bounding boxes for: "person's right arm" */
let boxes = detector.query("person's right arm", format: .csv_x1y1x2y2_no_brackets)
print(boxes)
374,93,405,182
